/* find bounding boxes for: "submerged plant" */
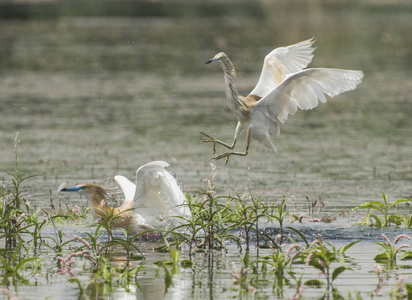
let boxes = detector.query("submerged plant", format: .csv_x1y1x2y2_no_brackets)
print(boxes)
353,192,411,228
116,263,145,292
154,248,181,294
289,273,304,300
231,262,257,295
389,276,412,300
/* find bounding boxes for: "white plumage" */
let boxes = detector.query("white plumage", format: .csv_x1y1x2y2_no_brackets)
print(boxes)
201,38,363,163
114,161,191,230
59,161,191,234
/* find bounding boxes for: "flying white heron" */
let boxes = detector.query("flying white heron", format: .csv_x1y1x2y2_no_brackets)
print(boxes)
200,38,363,164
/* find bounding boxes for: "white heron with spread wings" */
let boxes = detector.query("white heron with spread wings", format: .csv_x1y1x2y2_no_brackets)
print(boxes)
59,161,191,234
200,38,363,163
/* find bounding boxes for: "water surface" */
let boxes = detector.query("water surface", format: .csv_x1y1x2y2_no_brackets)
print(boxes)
0,0,411,299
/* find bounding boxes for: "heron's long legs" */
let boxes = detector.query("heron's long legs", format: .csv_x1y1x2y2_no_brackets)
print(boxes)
200,122,243,154
211,126,251,164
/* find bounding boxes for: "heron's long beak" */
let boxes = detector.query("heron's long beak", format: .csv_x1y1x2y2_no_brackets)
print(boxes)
205,58,217,64
59,186,82,192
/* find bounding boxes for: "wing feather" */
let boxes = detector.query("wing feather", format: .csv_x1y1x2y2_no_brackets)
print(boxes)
249,38,316,99
114,175,136,203
254,68,363,125
133,161,190,227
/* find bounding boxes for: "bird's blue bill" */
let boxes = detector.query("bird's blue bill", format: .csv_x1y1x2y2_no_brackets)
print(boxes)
61,186,82,192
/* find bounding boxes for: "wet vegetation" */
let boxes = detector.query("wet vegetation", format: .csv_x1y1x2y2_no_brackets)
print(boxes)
1,136,411,299
1,0,411,299
353,193,412,228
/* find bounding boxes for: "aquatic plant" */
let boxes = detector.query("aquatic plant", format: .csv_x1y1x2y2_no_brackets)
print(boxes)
0,252,42,283
353,192,411,228
43,217,76,254
154,244,181,276
1,137,411,299
63,204,90,221
67,277,91,298
289,273,304,300
374,234,412,269
0,133,36,249
268,196,296,246
154,248,181,294
104,227,144,267
229,191,281,252
183,191,236,253
264,241,302,298
63,226,146,297
171,167,298,256
301,235,359,297
23,208,52,254
231,262,257,295
116,263,145,292
346,290,363,300
401,213,412,229
173,164,244,254
306,196,325,218
389,276,412,299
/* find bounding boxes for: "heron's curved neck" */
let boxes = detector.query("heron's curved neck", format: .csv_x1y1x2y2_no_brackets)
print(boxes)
88,191,111,218
89,191,134,219
219,59,240,112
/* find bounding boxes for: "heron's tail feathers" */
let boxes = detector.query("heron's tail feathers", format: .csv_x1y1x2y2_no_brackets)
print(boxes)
266,117,280,136
261,136,278,153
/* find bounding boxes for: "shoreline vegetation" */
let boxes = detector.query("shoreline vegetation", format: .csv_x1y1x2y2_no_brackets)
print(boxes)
1,134,411,299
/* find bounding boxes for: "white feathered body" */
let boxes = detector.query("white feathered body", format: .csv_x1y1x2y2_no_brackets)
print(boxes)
213,38,363,154
114,161,191,233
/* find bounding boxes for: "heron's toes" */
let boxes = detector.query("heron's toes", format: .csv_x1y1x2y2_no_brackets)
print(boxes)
212,152,231,164
212,152,232,161
199,131,215,142
200,131,217,153
201,136,214,143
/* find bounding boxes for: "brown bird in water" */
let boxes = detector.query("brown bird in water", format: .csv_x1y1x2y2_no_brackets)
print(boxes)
200,38,363,164
59,161,191,234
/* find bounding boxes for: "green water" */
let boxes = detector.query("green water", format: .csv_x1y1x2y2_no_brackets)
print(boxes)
0,0,411,299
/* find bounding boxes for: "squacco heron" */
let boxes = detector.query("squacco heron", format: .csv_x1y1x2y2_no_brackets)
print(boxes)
59,161,191,234
200,38,363,164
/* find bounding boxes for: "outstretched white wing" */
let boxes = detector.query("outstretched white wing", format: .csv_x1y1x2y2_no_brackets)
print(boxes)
254,68,363,126
114,175,136,203
249,38,316,99
133,161,190,228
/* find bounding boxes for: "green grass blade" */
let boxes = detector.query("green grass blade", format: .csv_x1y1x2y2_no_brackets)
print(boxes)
388,198,412,210
340,240,361,254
